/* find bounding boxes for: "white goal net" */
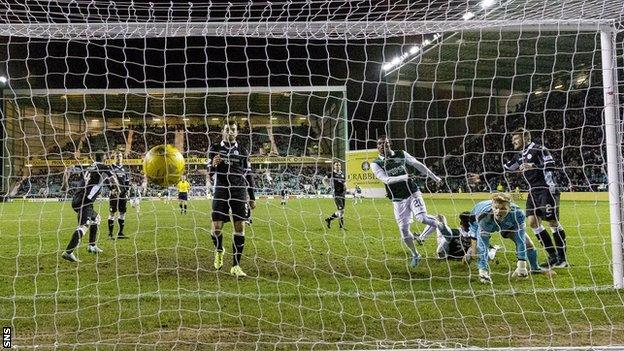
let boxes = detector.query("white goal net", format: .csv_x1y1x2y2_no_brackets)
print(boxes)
0,1,623,350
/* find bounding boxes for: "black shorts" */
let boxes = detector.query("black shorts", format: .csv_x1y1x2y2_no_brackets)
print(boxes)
72,199,98,226
178,192,188,201
447,237,472,259
109,197,127,213
212,193,249,223
334,196,345,211
526,188,560,221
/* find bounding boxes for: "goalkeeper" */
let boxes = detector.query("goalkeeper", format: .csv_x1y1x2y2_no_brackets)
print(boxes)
439,210,553,278
469,193,550,284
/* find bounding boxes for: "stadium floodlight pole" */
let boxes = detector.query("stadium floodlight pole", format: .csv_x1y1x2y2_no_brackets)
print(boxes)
599,27,623,289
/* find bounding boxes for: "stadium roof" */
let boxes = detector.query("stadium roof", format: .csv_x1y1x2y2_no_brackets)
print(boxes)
388,30,603,91
5,86,346,122
0,0,621,40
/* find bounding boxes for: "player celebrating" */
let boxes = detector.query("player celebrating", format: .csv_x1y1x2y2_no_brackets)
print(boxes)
61,150,119,262
324,162,346,229
208,120,256,277
108,151,130,239
469,128,567,268
177,175,191,214
370,136,443,268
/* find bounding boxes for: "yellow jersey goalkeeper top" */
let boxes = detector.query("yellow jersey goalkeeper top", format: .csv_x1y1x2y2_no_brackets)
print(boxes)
177,180,191,193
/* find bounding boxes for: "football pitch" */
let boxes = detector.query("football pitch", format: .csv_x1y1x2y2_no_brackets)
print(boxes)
1,196,623,349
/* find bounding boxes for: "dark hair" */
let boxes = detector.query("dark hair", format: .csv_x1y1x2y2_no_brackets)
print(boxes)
512,128,531,141
93,150,106,162
222,119,238,129
377,135,391,145
459,211,476,231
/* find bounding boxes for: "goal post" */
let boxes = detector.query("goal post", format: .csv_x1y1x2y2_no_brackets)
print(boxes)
383,25,624,290
599,28,624,289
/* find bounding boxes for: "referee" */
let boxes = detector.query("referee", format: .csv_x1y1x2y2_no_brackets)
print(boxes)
177,175,191,214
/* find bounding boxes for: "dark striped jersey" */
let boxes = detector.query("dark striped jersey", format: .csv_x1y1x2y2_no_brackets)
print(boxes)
207,141,255,200
111,164,130,196
504,142,557,191
73,162,115,206
331,171,346,197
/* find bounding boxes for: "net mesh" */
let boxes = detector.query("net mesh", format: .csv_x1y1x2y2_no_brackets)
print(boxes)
0,1,623,350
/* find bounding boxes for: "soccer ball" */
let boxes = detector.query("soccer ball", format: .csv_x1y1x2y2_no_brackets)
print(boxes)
143,144,185,187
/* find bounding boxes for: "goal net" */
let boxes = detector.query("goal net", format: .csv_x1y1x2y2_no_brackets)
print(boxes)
0,1,623,349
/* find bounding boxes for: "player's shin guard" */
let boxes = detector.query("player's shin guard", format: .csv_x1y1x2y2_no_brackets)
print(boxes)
107,216,115,236
415,213,438,242
400,224,419,257
232,233,245,266
533,226,557,262
211,231,223,252
88,224,98,245
66,227,85,253
118,214,125,236
552,227,567,262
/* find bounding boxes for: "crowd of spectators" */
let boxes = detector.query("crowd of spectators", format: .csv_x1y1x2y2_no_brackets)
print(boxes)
14,86,614,198
432,87,609,192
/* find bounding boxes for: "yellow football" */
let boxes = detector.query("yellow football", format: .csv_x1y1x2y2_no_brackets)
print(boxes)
142,144,185,187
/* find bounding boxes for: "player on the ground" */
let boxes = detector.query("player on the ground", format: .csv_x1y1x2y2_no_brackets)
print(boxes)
177,175,191,214
469,128,567,268
61,150,119,262
354,184,363,204
208,120,256,277
370,136,443,268
108,151,130,239
324,162,346,229
438,211,553,276
280,187,288,207
469,193,537,284
435,212,499,261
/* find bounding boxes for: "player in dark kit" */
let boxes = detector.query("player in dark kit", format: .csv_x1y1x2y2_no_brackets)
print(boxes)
208,121,256,277
108,151,130,239
469,128,568,268
61,151,119,262
324,162,346,229
280,188,288,207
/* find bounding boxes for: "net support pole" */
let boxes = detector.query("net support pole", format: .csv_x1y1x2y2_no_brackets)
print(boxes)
600,28,624,289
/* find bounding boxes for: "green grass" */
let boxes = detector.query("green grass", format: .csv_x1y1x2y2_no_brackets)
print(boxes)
1,196,623,350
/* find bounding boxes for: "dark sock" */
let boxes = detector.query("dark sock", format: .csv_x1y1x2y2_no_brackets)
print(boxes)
66,229,83,253
180,203,183,212
118,218,125,236
89,225,98,245
339,217,344,228
184,204,187,213
108,219,114,236
211,232,223,252
232,235,245,266
536,229,557,261
553,229,567,262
